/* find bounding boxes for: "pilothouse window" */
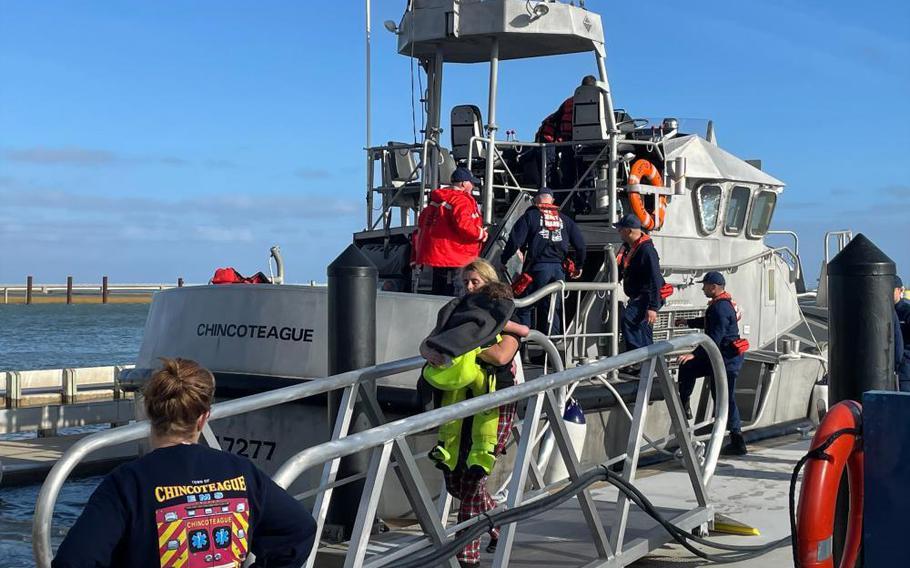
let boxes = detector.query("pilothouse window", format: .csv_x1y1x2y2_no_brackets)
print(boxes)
696,184,722,233
724,186,751,235
748,191,777,237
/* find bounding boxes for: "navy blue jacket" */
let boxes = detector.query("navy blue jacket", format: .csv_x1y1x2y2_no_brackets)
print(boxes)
501,208,586,269
618,238,664,310
53,443,316,568
686,296,744,371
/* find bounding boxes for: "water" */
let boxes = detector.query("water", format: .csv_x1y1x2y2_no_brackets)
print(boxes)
0,303,149,371
0,303,148,566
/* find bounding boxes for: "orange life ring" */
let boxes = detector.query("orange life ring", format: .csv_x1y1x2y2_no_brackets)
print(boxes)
627,159,667,231
796,400,863,568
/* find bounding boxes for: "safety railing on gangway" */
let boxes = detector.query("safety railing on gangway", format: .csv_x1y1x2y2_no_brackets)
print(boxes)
33,333,728,568
271,333,728,568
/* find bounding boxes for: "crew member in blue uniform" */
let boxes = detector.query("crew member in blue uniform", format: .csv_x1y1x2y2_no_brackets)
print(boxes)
501,187,586,335
676,272,748,456
615,214,665,352
894,276,910,391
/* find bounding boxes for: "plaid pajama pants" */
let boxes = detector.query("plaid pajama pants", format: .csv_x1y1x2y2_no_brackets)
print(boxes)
442,402,517,565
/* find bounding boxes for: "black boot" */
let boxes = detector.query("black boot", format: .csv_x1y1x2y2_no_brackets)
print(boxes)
486,536,498,553
721,431,748,456
682,400,693,421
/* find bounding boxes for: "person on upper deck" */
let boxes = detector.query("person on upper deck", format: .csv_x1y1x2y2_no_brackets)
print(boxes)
501,187,586,336
530,75,597,195
412,167,489,295
53,358,316,568
675,272,749,456
894,276,910,391
615,214,665,353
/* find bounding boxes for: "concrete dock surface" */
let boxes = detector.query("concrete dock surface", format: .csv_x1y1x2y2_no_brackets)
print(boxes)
0,432,138,485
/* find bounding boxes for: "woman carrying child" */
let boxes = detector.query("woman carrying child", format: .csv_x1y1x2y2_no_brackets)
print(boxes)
419,258,529,567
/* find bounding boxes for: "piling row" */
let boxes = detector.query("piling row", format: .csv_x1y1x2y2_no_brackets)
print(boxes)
6,276,186,304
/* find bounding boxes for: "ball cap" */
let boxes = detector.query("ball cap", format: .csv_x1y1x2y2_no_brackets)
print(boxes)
701,271,726,286
613,214,643,230
451,167,481,185
537,187,554,197
896,275,904,289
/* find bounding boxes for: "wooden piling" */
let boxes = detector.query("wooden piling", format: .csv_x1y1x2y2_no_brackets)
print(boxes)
66,276,73,304
102,276,109,304
26,276,33,305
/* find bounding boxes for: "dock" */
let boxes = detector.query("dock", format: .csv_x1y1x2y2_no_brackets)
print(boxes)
317,433,805,567
0,365,139,485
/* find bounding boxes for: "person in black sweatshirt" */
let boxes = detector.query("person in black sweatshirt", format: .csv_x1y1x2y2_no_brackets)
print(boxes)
501,187,586,335
53,358,316,568
614,214,665,352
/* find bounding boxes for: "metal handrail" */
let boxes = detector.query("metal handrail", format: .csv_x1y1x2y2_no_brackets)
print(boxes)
271,333,728,567
273,334,726,487
766,230,800,257
661,246,795,276
31,357,425,568
512,281,618,308
824,230,853,263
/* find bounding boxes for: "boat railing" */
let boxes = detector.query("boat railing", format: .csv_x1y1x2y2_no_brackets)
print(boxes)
824,230,853,263
512,248,620,370
269,332,728,568
365,139,438,231
32,331,729,568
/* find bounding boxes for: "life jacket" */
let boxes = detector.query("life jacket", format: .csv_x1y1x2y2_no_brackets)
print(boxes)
617,234,652,272
558,97,575,140
424,343,501,474
537,203,563,232
711,292,749,355
210,267,271,285
535,97,573,143
617,235,672,299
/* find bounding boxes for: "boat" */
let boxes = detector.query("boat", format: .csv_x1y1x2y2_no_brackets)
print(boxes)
33,1,862,566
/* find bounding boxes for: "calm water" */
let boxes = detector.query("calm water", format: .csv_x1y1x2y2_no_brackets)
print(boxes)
0,303,149,566
0,303,149,371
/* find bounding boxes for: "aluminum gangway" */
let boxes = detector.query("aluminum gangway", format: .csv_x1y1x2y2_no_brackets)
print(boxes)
33,333,728,568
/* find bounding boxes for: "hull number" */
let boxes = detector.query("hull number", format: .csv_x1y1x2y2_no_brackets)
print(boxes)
214,436,277,460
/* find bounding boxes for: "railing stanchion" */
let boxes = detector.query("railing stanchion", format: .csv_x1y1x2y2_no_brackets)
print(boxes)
610,357,658,551
343,441,394,568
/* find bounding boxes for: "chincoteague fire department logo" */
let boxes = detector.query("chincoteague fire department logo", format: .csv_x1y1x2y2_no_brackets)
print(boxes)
155,476,251,568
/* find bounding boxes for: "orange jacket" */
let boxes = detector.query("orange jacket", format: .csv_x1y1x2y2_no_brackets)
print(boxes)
413,187,484,267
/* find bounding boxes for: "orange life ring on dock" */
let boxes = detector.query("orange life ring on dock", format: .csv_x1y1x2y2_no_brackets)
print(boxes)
627,159,667,231
796,400,863,568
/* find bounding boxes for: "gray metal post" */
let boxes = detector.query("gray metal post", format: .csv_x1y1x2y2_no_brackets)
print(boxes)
326,244,378,537
595,49,619,223
483,37,499,225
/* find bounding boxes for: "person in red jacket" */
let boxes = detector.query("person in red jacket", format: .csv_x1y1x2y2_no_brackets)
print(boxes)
413,167,489,295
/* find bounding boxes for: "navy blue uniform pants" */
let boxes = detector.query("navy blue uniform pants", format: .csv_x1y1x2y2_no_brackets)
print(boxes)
621,297,654,351
517,263,565,335
678,353,743,433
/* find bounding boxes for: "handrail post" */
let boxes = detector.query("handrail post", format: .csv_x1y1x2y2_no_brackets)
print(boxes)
482,37,499,225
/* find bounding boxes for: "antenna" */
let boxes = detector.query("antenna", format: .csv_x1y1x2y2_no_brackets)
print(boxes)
365,0,372,152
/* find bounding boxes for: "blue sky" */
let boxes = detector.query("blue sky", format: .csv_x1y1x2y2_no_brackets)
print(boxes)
1,1,908,284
